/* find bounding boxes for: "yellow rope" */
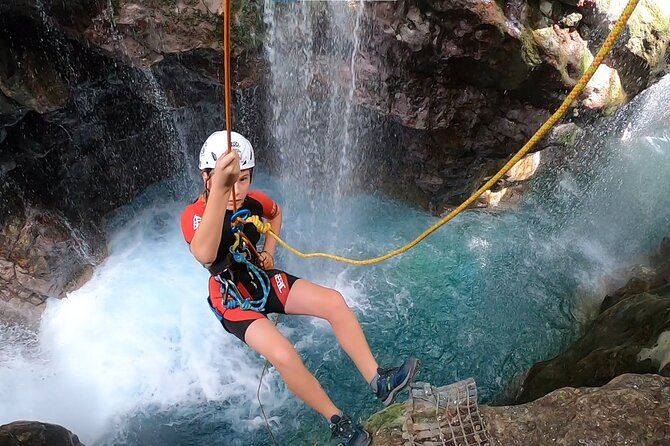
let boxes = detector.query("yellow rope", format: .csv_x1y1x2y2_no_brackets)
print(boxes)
250,0,640,266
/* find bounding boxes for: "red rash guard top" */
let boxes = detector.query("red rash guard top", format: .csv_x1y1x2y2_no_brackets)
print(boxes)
180,191,279,299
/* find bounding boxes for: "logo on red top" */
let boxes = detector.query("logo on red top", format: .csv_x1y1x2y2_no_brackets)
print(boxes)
193,215,202,230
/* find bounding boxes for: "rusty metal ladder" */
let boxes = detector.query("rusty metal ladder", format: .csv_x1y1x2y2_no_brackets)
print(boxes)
402,378,494,446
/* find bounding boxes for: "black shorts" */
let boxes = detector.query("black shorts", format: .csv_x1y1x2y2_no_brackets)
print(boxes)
207,269,299,343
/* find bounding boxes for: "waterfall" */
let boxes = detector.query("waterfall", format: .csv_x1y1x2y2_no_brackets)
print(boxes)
262,0,364,201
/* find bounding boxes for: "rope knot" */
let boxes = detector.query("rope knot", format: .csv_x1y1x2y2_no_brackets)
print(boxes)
232,251,247,263
230,209,251,233
246,215,272,234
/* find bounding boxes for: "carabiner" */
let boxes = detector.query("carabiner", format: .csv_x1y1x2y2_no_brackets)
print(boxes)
230,209,251,233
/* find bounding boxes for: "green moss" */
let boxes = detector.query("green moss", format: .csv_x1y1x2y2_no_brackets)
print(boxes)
364,404,405,434
231,0,264,53
642,0,670,35
579,46,594,76
625,0,670,67
520,28,543,67
603,74,628,115
556,125,584,146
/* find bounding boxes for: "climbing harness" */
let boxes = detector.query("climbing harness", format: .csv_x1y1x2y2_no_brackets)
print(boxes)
230,209,251,232
212,211,272,313
216,255,271,312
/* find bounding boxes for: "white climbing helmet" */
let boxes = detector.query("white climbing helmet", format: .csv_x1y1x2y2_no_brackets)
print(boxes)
198,130,255,170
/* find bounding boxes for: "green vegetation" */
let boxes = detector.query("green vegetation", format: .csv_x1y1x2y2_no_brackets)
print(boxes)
520,28,543,68
364,404,405,434
231,0,264,54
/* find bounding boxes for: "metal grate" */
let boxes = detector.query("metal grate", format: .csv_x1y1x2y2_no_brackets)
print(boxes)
402,378,494,446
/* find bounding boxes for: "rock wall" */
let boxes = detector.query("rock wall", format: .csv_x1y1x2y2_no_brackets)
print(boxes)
0,421,84,446
0,0,265,324
366,374,670,446
514,237,670,404
355,0,670,212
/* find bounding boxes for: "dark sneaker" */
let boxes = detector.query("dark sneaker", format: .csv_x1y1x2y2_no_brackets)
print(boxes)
371,357,420,406
330,413,371,446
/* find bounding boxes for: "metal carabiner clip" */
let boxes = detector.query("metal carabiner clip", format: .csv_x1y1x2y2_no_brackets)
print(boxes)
215,274,230,308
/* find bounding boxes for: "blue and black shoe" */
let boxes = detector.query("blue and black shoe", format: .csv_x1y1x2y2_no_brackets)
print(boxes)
370,357,421,406
329,413,371,446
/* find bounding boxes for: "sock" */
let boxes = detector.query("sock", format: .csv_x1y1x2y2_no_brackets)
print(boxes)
370,372,380,394
330,411,344,424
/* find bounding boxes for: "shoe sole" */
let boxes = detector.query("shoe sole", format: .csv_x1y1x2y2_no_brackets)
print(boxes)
382,357,421,407
341,429,371,446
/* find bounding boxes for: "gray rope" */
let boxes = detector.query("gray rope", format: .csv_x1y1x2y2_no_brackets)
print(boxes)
256,315,282,446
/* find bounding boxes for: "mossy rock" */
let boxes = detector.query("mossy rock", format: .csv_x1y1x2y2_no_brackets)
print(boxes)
111,0,264,57
625,0,670,71
364,404,405,435
520,28,544,68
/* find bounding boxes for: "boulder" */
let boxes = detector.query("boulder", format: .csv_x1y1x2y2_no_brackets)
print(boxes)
515,239,670,404
0,421,84,446
582,0,670,94
366,374,670,446
484,374,670,445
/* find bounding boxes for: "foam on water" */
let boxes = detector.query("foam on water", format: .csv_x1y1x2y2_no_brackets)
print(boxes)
0,191,288,441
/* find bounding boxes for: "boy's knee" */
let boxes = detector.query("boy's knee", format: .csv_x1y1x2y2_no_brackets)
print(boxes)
268,345,301,371
326,291,352,319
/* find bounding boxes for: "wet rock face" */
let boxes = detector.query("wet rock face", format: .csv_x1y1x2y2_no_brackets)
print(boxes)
0,204,99,325
0,11,180,321
57,0,264,66
355,0,670,213
0,1,265,323
483,374,670,446
0,421,84,446
514,238,670,404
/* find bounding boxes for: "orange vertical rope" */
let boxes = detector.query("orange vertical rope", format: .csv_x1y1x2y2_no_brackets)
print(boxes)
221,6,275,443
223,0,238,214
223,0,258,257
